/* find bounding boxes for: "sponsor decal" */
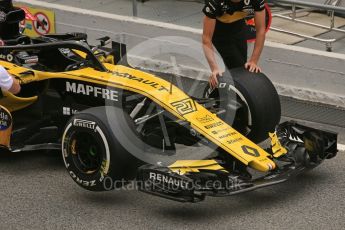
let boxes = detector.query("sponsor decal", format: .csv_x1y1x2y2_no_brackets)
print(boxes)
6,54,13,62
59,48,71,55
73,119,96,130
243,8,255,15
204,121,223,129
218,133,232,139
113,71,169,92
0,107,11,131
62,107,78,116
196,115,214,124
171,98,197,116
23,57,38,64
69,171,96,187
66,82,119,101
149,172,190,189
227,137,243,144
241,145,260,157
0,54,13,62
212,129,233,135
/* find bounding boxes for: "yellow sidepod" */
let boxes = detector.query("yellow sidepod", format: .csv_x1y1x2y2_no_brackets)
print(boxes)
0,91,38,112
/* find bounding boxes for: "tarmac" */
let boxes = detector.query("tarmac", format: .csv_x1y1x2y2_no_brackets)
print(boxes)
0,124,344,230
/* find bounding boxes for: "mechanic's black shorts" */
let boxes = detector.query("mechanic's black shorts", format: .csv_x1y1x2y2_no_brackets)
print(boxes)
212,19,248,70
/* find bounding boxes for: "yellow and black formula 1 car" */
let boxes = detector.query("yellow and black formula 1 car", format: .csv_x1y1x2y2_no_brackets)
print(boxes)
0,2,338,203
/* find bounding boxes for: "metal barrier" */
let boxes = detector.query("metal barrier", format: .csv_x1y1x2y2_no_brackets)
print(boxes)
132,0,138,17
270,0,345,51
129,0,345,51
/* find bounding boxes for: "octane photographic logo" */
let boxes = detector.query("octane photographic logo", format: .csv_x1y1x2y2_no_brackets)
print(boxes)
104,35,237,167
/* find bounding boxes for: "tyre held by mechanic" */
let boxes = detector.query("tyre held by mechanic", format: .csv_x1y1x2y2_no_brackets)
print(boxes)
202,0,267,88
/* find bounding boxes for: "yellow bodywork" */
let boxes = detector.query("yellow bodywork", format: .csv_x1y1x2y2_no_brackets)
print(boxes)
0,91,37,112
0,59,276,172
169,160,226,175
270,132,288,158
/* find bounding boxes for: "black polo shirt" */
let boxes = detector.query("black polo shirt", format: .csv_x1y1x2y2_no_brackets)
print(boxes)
203,0,265,39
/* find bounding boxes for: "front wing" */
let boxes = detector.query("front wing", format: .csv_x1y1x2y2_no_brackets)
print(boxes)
137,122,338,202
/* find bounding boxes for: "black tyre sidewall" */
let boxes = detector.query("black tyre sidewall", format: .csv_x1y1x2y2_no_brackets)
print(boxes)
232,68,281,142
62,109,134,191
205,67,281,143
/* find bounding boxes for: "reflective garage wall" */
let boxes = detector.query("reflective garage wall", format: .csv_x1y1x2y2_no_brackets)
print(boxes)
130,0,205,28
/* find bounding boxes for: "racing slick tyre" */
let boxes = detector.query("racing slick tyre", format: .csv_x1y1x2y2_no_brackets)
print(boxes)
205,67,281,143
62,106,142,191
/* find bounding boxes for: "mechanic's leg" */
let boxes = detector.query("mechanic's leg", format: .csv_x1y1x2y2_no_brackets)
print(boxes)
213,38,247,70
236,36,248,66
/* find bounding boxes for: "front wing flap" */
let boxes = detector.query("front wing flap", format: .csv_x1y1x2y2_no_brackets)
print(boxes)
137,122,338,202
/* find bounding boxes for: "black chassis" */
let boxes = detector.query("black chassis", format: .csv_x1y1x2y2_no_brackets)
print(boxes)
1,33,212,152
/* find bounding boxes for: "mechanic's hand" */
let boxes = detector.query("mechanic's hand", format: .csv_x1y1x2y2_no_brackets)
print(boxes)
209,69,223,89
245,61,262,73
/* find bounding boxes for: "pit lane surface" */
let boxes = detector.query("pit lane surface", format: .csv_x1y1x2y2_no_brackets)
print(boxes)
0,131,344,230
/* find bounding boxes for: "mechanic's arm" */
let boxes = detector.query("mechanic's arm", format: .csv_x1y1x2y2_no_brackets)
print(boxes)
245,9,266,73
0,66,21,94
8,77,20,94
202,16,222,88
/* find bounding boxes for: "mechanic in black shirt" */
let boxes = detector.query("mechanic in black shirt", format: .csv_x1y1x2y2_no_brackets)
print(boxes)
0,1,20,94
202,0,267,88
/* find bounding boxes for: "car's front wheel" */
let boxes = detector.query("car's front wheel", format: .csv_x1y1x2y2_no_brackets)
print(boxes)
62,106,141,191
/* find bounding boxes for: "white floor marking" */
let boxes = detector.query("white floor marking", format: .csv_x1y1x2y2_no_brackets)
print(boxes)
338,144,345,152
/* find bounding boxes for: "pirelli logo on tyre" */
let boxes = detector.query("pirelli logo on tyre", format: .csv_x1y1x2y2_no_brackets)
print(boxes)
171,98,197,116
73,119,96,130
